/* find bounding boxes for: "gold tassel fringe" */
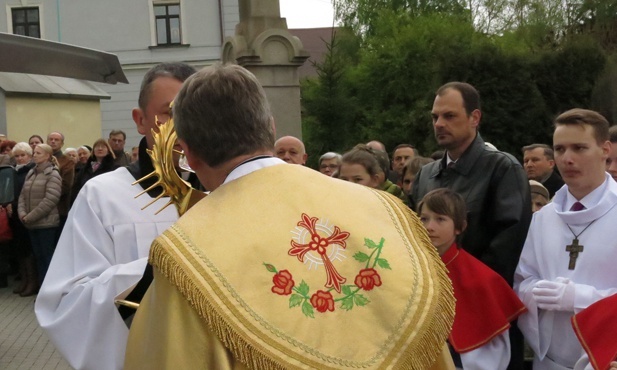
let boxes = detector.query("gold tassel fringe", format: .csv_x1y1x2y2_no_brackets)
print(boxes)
151,190,456,370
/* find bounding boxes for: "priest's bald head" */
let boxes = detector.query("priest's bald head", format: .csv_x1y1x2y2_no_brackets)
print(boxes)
173,63,275,192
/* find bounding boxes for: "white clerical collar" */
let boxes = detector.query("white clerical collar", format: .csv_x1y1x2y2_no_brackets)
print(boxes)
564,175,609,212
223,156,285,185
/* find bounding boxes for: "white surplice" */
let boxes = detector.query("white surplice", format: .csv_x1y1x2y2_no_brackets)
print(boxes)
573,353,594,370
459,331,510,370
35,167,179,370
514,174,617,370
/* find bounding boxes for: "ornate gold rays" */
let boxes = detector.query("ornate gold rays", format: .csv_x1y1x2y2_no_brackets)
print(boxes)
132,113,203,216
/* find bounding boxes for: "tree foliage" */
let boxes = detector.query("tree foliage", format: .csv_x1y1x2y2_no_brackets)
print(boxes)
301,0,611,164
301,29,362,167
334,0,468,36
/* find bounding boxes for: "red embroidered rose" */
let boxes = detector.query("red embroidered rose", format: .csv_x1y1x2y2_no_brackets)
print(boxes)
310,290,335,313
271,270,295,295
354,268,382,291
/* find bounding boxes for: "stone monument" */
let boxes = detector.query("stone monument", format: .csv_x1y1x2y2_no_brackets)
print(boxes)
222,0,309,138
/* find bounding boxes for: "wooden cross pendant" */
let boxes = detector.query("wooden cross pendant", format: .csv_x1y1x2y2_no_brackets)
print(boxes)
566,238,584,270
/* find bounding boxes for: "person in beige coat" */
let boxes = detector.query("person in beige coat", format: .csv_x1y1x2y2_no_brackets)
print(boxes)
18,144,62,287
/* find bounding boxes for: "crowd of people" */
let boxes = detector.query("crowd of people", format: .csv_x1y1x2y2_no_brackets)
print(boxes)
272,83,617,370
0,61,608,370
0,130,138,296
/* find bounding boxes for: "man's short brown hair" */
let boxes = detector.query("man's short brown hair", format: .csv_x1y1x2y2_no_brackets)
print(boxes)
554,108,609,144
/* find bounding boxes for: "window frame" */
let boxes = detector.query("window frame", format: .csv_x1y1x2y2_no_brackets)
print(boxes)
153,3,182,46
9,6,41,39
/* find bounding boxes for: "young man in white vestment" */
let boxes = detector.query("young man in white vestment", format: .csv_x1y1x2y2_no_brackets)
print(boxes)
34,63,196,370
514,108,617,370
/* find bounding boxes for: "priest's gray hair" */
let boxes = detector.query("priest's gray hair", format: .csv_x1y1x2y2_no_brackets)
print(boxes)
174,63,275,167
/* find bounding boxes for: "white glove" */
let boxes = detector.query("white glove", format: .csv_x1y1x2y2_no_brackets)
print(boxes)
531,277,575,312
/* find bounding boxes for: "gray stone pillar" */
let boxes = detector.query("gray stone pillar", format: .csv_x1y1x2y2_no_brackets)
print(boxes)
222,0,308,139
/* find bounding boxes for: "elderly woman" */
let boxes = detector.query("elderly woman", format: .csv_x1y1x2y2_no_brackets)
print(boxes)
63,148,79,164
71,139,117,206
76,145,91,173
18,143,62,287
318,152,342,177
9,143,37,296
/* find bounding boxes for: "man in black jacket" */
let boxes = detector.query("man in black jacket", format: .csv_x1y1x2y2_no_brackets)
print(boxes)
411,81,532,370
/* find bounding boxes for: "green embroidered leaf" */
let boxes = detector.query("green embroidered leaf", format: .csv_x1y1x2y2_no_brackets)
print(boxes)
353,252,370,263
364,238,378,249
302,301,315,318
376,258,392,270
341,296,354,311
289,294,303,308
298,280,310,297
354,294,370,306
263,263,277,273
378,237,385,248
341,285,352,296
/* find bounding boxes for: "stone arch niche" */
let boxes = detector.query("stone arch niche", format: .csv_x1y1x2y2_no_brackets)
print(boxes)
222,0,309,139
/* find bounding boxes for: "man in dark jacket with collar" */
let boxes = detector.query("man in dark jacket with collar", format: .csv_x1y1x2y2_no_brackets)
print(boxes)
411,81,532,370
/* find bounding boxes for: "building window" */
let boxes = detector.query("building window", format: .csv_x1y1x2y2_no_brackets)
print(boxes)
154,4,181,45
12,7,40,38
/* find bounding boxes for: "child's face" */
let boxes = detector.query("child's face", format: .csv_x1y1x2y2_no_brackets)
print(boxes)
531,193,548,213
402,171,414,196
339,163,380,188
419,205,459,256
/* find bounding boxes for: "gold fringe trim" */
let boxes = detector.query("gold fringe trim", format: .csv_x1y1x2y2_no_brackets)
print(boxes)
374,191,456,370
151,190,456,370
150,236,293,370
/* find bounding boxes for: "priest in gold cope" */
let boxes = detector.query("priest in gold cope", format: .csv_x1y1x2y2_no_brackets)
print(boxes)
124,64,456,369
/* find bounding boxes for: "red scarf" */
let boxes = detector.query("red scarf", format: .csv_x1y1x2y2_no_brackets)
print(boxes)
442,244,527,352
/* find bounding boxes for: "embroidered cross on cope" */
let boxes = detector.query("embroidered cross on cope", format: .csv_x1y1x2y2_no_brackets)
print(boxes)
566,238,584,270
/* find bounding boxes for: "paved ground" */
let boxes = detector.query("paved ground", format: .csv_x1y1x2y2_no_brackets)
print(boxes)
0,277,533,370
0,277,72,370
